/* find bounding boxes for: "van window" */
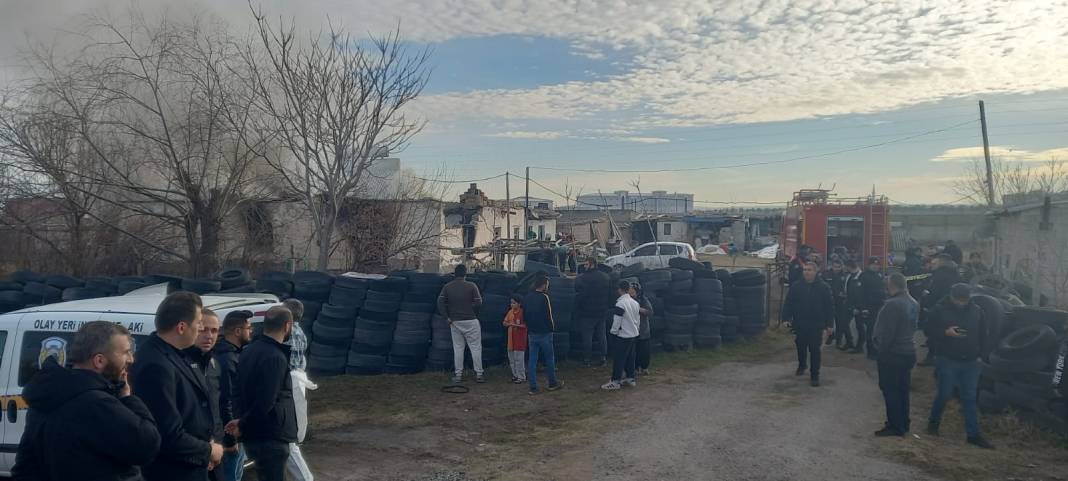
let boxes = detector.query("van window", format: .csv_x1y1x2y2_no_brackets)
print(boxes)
18,331,149,387
659,244,680,255
634,245,657,257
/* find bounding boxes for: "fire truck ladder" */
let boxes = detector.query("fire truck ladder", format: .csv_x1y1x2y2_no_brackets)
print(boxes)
868,195,888,266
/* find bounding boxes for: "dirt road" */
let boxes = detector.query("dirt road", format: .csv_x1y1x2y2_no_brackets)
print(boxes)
588,355,935,481
301,336,952,481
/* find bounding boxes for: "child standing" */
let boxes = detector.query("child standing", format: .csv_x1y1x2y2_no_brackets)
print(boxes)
503,294,528,384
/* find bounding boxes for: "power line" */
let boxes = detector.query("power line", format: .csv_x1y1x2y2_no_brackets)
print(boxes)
412,172,508,184
533,119,979,174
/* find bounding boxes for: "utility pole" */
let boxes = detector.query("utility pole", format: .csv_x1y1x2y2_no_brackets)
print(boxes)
505,171,511,270
524,167,530,242
980,100,995,207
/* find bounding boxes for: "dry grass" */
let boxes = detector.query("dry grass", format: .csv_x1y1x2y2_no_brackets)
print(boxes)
879,361,1068,481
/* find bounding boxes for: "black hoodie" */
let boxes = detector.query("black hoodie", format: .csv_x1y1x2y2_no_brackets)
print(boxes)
12,357,160,481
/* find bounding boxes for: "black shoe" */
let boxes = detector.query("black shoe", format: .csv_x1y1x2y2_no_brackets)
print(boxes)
810,377,820,387
967,435,995,450
796,366,806,376
926,422,939,436
874,427,904,437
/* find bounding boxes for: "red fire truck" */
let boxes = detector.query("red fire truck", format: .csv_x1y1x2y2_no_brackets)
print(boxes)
780,189,890,267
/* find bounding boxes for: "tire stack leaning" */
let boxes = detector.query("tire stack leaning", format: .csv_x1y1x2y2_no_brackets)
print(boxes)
548,276,576,360
386,273,440,374
347,277,405,375
692,275,725,349
979,304,1068,434
716,269,741,344
731,269,767,338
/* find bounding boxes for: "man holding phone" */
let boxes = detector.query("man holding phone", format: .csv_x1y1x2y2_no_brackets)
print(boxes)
925,283,995,449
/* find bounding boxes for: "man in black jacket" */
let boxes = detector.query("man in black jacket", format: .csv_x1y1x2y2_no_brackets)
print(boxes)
131,291,223,481
523,276,563,395
925,284,995,449
873,273,919,437
227,306,298,481
822,259,853,350
782,261,834,387
185,309,223,480
856,256,887,359
920,254,962,366
575,261,612,366
214,310,253,481
13,321,160,481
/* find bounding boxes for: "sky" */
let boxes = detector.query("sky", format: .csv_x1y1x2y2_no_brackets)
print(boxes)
2,0,1067,207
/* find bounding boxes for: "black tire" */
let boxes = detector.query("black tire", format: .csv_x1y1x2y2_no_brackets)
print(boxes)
621,264,645,277
313,323,353,346
669,294,698,305
370,277,408,293
997,325,1058,360
397,311,432,323
309,341,348,358
257,279,293,298
347,352,387,368
0,290,25,304
0,281,24,291
990,350,1053,373
219,283,257,294
321,303,359,320
181,278,222,294
259,271,293,282
995,382,1054,413
358,307,398,323
970,294,1005,351
335,276,370,290
666,304,699,316
668,257,704,271
308,354,346,374
363,299,400,314
366,290,404,303
61,287,103,301
24,282,62,302
1013,307,1068,333
216,269,251,289
293,281,332,301
45,275,84,290
693,278,723,293
11,271,45,284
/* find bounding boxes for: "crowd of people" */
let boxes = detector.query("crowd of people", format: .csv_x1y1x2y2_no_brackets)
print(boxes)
782,241,996,449
13,292,317,481
438,259,653,395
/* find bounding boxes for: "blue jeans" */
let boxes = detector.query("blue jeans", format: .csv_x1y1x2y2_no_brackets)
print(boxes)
929,357,981,437
220,444,247,481
527,333,559,391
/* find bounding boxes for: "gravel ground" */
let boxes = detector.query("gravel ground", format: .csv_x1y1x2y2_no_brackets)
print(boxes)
589,355,940,481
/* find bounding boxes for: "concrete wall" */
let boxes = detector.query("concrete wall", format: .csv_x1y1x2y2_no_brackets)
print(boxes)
995,202,1068,308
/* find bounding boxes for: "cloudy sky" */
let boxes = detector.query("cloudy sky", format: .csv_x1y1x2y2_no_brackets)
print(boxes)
3,0,1067,206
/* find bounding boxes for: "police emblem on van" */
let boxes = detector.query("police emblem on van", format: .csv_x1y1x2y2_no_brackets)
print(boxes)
38,336,68,368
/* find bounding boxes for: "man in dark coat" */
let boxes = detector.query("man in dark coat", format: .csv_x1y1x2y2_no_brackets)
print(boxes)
822,259,853,350
856,256,887,359
214,311,253,481
185,309,223,480
782,261,835,387
575,260,612,366
13,321,160,481
920,254,962,366
228,306,298,481
925,284,995,449
131,291,223,481
873,273,919,437
944,240,963,265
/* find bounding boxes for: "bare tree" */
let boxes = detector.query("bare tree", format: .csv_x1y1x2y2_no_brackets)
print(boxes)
13,11,272,276
954,157,1068,206
243,8,431,270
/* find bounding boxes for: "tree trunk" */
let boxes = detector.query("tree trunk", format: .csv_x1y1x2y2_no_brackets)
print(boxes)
198,218,222,278
317,218,335,271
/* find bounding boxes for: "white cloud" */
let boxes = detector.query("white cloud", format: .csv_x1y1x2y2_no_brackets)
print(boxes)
487,131,566,140
486,130,670,144
932,145,1068,162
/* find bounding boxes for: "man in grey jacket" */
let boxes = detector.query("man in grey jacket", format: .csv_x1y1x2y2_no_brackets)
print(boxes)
872,272,919,437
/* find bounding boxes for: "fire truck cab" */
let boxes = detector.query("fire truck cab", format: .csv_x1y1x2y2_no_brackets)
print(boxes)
781,189,890,267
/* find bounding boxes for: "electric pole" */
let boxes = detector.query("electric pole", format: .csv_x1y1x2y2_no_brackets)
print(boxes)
980,100,994,207
505,171,511,270
524,166,530,241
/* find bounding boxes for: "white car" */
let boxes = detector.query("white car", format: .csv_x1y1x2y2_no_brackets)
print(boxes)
606,242,696,270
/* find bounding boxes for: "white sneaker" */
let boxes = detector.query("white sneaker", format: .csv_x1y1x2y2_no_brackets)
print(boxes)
451,375,463,384
601,381,622,390
622,378,637,387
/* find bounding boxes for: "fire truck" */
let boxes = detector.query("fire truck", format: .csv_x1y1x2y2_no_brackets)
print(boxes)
780,189,890,267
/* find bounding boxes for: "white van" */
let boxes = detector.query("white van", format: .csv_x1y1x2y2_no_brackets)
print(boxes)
0,285,281,476
605,241,697,270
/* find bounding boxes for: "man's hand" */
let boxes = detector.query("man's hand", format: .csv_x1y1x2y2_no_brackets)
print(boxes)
224,419,241,437
118,371,132,398
209,441,223,469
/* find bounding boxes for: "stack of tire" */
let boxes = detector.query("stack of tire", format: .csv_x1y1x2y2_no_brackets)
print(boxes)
427,313,454,371
731,269,767,338
979,302,1068,434
346,277,406,375
476,271,516,367
638,269,672,344
304,275,367,375
549,277,576,360
664,293,698,351
215,269,254,293
386,273,440,374
256,271,294,299
692,276,725,349
716,269,741,343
